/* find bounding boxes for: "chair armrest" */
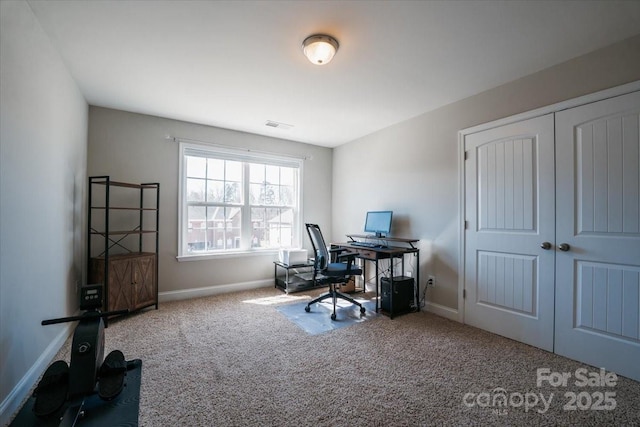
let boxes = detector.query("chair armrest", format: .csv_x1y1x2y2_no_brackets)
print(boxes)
336,251,358,269
329,246,350,262
336,251,357,260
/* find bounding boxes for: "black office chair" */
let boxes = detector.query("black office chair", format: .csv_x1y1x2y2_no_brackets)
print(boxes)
304,223,365,320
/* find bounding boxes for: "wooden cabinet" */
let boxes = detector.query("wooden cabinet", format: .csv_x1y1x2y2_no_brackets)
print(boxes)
90,253,157,312
87,176,159,318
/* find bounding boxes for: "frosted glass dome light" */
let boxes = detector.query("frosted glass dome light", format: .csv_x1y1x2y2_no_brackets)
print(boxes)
302,35,339,65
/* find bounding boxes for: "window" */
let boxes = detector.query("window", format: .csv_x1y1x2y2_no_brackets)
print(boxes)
179,142,302,258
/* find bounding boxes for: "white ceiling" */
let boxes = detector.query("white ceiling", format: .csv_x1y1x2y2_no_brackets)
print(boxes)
27,0,640,147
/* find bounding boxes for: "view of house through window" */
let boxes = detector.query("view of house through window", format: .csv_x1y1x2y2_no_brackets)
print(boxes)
180,143,301,256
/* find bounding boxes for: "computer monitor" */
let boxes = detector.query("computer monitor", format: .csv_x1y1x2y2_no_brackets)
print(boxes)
364,211,393,238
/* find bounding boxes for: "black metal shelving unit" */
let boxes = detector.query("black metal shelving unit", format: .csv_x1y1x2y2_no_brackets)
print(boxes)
87,176,159,321
273,261,322,293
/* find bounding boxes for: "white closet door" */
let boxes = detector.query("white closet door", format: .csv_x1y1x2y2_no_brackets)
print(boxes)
555,91,640,381
464,114,555,351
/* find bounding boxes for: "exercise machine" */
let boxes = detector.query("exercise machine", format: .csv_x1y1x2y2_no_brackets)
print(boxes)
13,284,141,427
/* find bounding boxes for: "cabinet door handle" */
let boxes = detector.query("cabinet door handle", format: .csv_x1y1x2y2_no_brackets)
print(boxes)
558,243,571,252
540,242,552,250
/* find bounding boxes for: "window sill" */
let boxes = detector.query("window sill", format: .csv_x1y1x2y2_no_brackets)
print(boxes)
176,249,279,262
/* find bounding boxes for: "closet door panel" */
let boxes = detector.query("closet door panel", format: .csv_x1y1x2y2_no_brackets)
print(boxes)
465,114,555,351
555,90,640,382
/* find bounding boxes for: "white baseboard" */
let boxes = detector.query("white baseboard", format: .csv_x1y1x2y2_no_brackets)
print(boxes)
0,323,74,426
159,279,273,303
424,301,459,322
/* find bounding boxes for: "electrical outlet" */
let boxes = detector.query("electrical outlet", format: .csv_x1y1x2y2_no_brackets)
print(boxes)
427,275,436,287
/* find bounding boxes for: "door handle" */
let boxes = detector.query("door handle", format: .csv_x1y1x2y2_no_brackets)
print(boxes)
558,243,571,252
540,242,552,250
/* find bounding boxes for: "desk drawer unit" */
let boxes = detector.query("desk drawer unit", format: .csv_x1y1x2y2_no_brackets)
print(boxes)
346,248,376,260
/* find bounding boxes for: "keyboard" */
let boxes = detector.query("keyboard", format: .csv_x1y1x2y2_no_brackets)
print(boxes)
350,241,386,249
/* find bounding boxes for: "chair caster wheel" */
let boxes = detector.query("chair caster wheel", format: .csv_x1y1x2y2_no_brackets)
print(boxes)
331,313,337,321
305,306,310,313
360,307,365,314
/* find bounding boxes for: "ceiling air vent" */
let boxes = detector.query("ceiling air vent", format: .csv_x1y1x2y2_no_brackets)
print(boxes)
265,120,293,130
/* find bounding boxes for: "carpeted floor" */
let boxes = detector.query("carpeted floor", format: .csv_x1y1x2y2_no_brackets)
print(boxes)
37,287,640,426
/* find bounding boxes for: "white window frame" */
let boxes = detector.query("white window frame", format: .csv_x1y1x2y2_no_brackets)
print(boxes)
177,141,303,261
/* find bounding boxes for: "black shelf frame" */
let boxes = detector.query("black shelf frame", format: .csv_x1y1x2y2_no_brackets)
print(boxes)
87,176,160,320
274,261,325,294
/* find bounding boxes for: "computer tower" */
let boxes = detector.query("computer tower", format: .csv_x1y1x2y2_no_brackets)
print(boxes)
380,276,414,315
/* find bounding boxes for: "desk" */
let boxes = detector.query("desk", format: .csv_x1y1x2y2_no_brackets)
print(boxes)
333,235,419,318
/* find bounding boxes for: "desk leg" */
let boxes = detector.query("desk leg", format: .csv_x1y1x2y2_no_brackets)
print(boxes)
415,251,420,312
359,257,365,293
390,258,395,319
375,259,379,313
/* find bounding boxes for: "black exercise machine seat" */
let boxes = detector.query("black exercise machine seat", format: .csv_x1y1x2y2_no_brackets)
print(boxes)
304,223,365,321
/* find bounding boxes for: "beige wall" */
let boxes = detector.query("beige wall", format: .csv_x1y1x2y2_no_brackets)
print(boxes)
0,1,88,420
333,34,640,310
87,107,333,295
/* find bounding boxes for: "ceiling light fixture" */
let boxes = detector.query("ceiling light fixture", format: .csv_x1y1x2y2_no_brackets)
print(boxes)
302,34,339,65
